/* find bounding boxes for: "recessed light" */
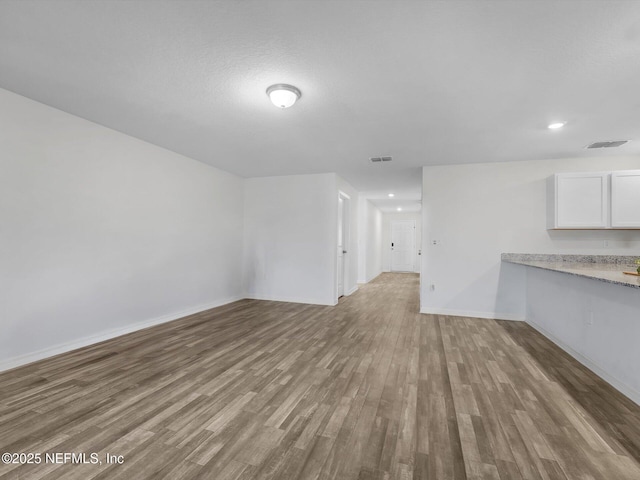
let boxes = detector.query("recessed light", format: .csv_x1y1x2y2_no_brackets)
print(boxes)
548,122,565,130
397,207,402,212
266,84,301,108
388,193,394,198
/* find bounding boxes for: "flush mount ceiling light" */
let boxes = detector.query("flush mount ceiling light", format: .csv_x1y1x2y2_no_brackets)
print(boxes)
266,84,301,108
397,207,402,212
548,122,566,130
388,193,395,197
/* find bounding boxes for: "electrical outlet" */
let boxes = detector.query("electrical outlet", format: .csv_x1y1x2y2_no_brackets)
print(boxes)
430,284,436,291
604,240,610,248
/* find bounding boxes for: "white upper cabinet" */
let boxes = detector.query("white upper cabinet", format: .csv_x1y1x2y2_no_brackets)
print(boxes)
611,170,640,228
548,169,640,229
548,172,609,229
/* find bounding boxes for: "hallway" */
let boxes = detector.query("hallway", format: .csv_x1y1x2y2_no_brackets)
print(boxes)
1,273,639,479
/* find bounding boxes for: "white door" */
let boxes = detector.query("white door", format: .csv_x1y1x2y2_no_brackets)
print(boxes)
611,170,640,228
554,172,609,228
391,220,415,272
337,196,345,297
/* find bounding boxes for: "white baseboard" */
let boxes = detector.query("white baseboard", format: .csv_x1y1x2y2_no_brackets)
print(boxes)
526,320,640,407
0,295,243,373
383,269,420,274
245,293,336,306
419,307,525,321
346,285,359,296
365,271,382,283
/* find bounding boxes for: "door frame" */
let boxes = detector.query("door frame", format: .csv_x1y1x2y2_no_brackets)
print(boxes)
336,191,351,299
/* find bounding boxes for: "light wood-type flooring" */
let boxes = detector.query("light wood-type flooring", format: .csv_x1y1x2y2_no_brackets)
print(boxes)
1,273,639,479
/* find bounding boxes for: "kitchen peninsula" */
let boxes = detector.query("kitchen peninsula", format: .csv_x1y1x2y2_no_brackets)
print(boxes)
503,253,640,405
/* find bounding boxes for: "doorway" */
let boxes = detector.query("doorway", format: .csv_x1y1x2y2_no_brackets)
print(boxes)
391,220,415,272
337,192,350,298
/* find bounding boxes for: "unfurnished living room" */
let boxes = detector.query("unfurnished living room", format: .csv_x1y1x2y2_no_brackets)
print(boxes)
1,1,640,479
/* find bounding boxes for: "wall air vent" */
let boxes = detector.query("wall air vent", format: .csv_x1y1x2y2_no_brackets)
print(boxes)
586,140,628,149
370,156,392,163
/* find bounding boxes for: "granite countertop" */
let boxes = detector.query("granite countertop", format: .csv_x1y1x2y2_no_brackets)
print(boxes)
501,253,640,289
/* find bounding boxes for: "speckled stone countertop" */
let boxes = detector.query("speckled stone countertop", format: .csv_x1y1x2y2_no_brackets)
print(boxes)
501,254,640,289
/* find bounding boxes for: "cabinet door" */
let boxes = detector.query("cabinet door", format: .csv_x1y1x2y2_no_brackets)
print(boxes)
611,170,640,228
552,172,609,229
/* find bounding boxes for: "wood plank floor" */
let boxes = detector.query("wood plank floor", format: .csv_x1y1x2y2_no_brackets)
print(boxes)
1,273,639,479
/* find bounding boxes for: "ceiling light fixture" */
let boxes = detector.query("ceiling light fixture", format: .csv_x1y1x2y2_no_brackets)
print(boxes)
548,122,565,130
266,84,301,109
397,207,402,212
388,193,395,197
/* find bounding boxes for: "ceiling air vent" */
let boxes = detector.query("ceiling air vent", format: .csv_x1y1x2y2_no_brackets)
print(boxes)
370,156,392,163
586,140,628,149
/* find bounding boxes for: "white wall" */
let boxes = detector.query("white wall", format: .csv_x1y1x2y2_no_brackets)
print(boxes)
526,267,640,405
243,173,337,305
382,212,421,273
421,156,640,319
357,199,383,283
336,175,359,297
0,88,244,370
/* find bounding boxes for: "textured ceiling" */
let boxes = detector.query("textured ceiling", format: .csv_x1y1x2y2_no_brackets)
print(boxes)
2,0,640,210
